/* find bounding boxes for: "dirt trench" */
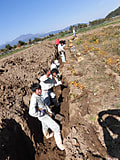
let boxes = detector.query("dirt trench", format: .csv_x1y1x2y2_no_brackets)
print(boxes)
0,41,70,160
0,36,120,160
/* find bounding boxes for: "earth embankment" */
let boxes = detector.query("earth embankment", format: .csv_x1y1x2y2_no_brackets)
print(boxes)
0,22,120,160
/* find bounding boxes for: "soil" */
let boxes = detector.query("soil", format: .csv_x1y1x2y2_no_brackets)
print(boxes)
0,22,120,160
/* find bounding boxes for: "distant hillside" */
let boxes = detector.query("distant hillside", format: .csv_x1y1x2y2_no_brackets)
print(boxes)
106,6,120,19
0,26,70,49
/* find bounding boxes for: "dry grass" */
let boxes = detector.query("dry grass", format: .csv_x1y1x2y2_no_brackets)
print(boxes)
76,22,120,75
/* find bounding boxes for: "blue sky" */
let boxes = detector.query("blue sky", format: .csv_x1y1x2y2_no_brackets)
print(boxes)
0,0,120,45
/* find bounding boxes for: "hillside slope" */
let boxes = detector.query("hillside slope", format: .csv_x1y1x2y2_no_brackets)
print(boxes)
106,6,120,18
0,20,120,160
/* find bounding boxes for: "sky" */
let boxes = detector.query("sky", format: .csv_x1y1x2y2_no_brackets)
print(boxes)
0,0,120,45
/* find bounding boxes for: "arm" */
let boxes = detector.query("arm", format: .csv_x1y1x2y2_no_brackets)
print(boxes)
38,105,53,117
29,94,39,117
40,71,51,82
54,77,62,86
38,96,53,116
40,74,48,82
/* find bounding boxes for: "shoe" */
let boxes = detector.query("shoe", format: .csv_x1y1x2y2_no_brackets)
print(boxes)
57,144,65,150
54,133,65,151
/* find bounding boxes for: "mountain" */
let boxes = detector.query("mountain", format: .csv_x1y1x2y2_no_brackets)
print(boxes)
0,26,70,49
106,6,120,19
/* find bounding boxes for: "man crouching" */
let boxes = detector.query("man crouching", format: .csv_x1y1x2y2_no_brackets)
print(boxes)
29,83,65,151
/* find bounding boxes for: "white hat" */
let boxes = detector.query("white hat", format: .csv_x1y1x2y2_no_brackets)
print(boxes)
54,60,60,66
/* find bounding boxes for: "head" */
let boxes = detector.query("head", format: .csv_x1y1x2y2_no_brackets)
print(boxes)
60,41,64,45
30,83,42,95
51,68,59,77
54,60,60,66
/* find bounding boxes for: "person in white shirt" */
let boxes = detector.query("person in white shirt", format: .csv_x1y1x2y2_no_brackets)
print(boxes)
50,59,60,71
73,27,76,37
29,83,65,150
58,41,66,62
40,69,62,111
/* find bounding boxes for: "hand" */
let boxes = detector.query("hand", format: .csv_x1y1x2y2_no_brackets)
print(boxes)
58,81,62,85
49,113,53,117
46,71,51,77
41,110,45,116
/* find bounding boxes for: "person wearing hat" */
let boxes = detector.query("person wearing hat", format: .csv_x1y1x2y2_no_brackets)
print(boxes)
29,83,65,150
40,69,62,111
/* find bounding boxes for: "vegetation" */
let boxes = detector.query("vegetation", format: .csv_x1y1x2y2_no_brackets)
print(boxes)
0,47,27,59
0,7,120,58
76,20,120,75
18,40,26,46
5,44,12,50
106,6,120,19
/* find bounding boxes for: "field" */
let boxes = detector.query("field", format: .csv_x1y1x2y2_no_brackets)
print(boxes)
0,17,120,160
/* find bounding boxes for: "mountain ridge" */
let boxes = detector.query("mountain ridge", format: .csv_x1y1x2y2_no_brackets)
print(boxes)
0,26,70,49
1,6,120,49
105,6,120,19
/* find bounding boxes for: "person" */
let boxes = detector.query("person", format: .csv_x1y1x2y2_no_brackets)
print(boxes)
29,83,65,150
40,69,62,109
55,39,59,47
54,39,60,59
58,41,66,62
50,59,60,71
73,27,76,37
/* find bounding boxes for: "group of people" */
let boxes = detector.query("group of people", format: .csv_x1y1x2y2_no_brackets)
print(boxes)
29,39,66,151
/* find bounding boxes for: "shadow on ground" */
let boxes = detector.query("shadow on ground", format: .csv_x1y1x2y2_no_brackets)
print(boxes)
23,106,44,147
0,118,35,160
98,109,120,159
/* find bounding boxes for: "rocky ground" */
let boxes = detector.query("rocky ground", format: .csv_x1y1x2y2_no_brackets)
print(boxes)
0,22,120,160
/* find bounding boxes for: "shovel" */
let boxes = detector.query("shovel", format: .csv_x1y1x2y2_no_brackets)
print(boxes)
39,108,65,122
54,113,65,122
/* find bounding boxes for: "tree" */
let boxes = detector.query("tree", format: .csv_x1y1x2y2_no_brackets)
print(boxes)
78,23,82,29
5,44,12,50
29,39,32,44
18,40,26,46
49,34,54,37
81,23,87,28
33,37,41,42
13,45,17,49
69,26,73,33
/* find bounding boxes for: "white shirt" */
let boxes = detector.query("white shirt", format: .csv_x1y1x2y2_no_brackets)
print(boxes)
58,44,65,52
51,63,58,71
29,93,52,117
40,74,62,91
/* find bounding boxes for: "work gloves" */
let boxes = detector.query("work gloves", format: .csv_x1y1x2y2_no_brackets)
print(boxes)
41,110,46,116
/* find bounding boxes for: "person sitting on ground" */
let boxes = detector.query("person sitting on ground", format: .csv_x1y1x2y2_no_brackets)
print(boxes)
40,69,62,111
29,83,65,150
58,41,66,62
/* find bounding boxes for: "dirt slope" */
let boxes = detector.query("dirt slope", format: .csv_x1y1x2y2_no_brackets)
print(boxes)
0,22,120,160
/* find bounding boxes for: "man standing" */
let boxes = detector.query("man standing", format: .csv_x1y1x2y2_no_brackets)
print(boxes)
73,27,76,37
